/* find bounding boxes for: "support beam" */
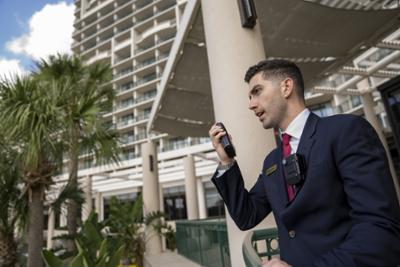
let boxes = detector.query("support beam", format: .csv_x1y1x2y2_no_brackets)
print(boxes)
142,141,163,255
184,155,199,219
358,79,400,201
201,0,276,266
81,175,92,221
46,207,55,250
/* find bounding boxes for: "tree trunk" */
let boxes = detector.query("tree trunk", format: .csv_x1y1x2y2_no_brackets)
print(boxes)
27,185,44,267
66,126,80,253
0,231,17,267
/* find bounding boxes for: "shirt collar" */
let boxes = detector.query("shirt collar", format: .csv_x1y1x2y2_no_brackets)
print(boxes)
281,108,310,140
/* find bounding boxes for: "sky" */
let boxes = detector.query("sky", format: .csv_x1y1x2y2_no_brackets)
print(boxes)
0,0,74,77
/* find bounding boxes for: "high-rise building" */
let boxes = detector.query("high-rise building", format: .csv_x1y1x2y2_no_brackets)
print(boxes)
54,0,224,224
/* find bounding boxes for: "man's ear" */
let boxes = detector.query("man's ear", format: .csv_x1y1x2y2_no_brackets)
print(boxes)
281,78,294,99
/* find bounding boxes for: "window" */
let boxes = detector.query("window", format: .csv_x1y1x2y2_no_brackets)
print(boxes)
163,186,187,220
309,102,334,117
204,181,225,218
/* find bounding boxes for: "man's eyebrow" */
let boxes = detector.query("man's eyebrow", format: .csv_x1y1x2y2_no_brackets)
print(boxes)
249,84,262,96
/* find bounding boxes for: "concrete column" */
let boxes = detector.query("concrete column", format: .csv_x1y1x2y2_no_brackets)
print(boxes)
60,205,67,227
197,178,207,219
46,207,55,250
94,192,103,221
357,80,400,200
184,155,199,220
142,141,162,255
201,1,276,266
81,175,93,221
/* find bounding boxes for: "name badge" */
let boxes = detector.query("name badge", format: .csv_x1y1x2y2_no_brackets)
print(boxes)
265,164,277,176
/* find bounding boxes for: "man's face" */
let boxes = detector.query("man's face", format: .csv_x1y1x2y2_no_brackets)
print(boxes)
248,72,287,129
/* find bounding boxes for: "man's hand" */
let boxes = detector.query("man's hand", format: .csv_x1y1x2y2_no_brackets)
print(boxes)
208,123,234,165
262,258,292,267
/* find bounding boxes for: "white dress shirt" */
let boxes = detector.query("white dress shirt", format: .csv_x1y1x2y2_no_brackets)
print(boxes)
281,108,310,154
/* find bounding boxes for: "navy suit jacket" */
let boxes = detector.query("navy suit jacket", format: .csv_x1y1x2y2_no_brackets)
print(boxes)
212,113,400,267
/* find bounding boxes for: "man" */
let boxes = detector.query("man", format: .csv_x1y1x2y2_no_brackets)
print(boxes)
209,59,400,267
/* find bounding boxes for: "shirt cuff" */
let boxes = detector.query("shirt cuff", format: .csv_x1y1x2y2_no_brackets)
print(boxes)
215,160,235,178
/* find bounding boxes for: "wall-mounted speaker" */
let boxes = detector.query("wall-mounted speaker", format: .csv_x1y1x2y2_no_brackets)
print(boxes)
237,0,257,29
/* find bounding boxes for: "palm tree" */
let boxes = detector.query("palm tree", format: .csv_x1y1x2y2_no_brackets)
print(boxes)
0,137,28,267
106,195,175,267
35,54,119,252
0,75,65,267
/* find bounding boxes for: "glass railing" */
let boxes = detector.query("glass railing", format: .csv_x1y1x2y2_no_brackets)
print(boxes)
133,113,150,122
242,228,279,267
117,98,134,110
335,97,362,114
117,117,134,128
158,1,176,12
117,82,134,92
121,152,140,161
162,139,191,152
136,42,156,53
98,33,114,43
134,73,158,87
134,90,157,104
136,0,155,9
120,132,147,144
176,218,231,267
116,24,134,34
156,33,175,44
114,54,131,64
114,67,133,79
134,57,156,70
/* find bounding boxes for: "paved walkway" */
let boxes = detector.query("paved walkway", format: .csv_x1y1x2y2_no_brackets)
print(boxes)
145,251,202,267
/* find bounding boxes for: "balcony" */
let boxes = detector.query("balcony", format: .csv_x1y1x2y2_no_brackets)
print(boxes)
134,90,157,104
134,73,159,87
162,139,191,152
114,67,133,79
116,113,150,128
114,54,131,64
134,57,157,71
117,82,134,93
120,132,147,145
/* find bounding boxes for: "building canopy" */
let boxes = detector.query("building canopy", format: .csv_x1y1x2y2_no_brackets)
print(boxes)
148,0,400,137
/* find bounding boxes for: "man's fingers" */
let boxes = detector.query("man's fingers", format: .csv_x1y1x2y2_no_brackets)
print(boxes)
209,127,225,137
214,131,227,140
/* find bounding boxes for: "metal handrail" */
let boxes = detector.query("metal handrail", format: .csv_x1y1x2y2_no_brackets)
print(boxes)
242,228,279,267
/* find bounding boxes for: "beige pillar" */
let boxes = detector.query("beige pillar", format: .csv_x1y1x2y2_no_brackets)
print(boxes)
201,1,276,266
142,141,162,255
184,155,199,220
94,192,103,221
197,178,207,219
81,175,93,221
60,205,67,227
357,80,400,200
46,207,55,250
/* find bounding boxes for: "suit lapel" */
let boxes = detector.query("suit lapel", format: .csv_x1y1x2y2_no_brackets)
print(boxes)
281,113,319,208
296,112,319,168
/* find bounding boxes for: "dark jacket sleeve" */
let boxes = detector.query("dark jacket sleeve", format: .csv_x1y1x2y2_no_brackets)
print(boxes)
313,116,400,267
211,162,271,231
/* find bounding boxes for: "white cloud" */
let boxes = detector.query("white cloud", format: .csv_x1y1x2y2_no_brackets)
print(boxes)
6,2,74,60
0,58,26,78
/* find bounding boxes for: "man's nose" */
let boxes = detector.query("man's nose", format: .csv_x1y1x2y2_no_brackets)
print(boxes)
248,99,256,110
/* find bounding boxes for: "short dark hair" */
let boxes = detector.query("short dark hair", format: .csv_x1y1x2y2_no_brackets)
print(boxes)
244,59,305,99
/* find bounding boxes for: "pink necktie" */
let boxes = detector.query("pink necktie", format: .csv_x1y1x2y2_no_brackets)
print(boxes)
282,133,295,202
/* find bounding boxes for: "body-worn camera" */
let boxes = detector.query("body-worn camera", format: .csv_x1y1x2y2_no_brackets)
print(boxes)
283,153,306,186
216,122,236,158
